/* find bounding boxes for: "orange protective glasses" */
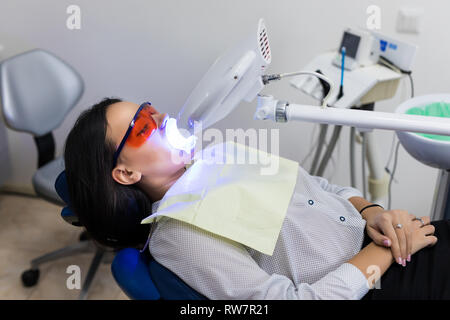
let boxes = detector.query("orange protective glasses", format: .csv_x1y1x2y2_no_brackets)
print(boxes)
112,102,158,167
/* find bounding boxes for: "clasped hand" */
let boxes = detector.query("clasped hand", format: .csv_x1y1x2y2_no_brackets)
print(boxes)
363,208,438,266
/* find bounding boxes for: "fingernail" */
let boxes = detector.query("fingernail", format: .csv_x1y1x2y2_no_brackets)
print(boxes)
383,239,390,246
402,259,406,267
407,254,411,262
398,257,402,265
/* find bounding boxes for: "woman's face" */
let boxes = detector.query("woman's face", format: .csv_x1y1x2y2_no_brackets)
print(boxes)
106,101,190,186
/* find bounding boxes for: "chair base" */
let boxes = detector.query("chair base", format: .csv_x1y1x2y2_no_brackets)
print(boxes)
21,233,110,300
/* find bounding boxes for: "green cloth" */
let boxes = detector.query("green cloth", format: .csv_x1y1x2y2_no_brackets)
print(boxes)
406,102,450,141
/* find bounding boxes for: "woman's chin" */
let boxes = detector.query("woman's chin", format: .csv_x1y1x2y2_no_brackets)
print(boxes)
168,148,193,166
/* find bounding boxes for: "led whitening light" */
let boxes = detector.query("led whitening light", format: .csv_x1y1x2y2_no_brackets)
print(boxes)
164,117,197,153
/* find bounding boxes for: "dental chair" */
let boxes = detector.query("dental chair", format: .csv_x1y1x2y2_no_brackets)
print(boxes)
0,49,108,299
55,170,206,300
0,48,205,300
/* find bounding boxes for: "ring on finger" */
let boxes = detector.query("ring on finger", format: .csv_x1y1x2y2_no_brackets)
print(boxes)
412,217,425,227
394,223,403,229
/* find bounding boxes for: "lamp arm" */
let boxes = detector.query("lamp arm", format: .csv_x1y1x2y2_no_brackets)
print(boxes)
262,71,334,107
255,95,450,136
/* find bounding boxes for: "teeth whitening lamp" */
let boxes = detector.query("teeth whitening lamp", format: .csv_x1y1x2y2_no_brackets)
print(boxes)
169,18,450,148
176,19,272,135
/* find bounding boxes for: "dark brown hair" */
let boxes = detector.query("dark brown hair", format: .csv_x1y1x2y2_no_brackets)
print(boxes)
64,98,151,249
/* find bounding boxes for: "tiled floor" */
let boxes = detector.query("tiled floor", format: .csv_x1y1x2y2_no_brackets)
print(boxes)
0,194,129,300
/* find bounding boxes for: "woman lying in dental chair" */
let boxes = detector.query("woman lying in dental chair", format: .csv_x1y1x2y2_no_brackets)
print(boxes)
64,97,450,300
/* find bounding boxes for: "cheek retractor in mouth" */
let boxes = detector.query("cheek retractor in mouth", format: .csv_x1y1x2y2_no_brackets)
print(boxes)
163,117,197,153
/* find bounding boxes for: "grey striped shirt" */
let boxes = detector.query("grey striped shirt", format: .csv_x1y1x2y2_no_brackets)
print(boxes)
148,165,370,299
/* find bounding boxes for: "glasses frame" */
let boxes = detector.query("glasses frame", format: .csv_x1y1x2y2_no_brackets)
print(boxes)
112,101,154,168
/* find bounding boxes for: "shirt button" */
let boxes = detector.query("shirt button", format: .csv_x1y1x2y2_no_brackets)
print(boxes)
308,200,314,205
340,216,346,222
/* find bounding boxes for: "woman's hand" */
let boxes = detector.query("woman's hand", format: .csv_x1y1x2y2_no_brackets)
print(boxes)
362,208,437,266
409,218,438,255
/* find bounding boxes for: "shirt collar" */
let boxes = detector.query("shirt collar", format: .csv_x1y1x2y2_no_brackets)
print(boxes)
151,200,161,214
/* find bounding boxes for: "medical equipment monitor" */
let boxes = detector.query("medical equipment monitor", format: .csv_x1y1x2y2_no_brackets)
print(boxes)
339,31,360,59
333,28,378,70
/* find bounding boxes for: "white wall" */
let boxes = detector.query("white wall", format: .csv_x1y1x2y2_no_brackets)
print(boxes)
0,0,447,216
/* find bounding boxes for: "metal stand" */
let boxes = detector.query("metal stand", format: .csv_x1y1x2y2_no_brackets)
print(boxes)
315,125,342,177
309,102,389,204
78,248,105,300
364,130,389,205
431,169,450,221
22,233,110,300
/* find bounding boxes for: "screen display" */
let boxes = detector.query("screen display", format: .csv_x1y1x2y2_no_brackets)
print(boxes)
339,31,360,58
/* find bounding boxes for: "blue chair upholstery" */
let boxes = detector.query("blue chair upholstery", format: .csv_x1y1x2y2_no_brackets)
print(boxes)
111,248,160,300
55,170,207,300
55,171,80,226
111,248,207,300
148,257,208,300
55,170,70,204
